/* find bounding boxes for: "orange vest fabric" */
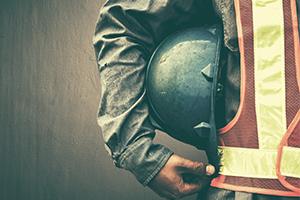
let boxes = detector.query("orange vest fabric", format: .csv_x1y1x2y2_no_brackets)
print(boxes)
211,0,300,196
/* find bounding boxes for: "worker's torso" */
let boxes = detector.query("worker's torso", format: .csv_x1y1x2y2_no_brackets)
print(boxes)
211,0,300,196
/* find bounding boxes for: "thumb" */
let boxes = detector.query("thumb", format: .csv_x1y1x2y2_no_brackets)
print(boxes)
179,160,215,176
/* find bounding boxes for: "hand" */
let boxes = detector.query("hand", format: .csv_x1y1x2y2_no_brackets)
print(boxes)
148,154,215,199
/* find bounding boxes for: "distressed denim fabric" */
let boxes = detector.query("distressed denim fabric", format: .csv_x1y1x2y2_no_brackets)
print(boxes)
93,0,300,196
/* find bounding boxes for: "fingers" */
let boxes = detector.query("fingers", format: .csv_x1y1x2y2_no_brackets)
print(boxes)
177,158,215,176
180,182,202,196
171,179,208,199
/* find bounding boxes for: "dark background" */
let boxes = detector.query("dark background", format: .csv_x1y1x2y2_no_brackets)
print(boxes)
0,1,205,199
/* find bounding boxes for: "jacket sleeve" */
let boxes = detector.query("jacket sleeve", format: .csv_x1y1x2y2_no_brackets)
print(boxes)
93,0,208,185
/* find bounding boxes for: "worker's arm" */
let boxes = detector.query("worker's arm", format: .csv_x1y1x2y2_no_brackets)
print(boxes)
93,0,215,198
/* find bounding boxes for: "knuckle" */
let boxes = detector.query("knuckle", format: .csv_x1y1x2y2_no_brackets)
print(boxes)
195,162,204,169
194,162,205,173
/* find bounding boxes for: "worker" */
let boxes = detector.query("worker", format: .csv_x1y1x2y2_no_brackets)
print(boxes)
93,0,300,199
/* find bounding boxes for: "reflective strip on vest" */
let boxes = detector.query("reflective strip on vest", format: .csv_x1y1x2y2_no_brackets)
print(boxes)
219,146,300,179
253,0,287,149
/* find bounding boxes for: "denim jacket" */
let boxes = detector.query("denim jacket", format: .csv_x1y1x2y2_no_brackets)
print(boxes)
93,0,300,186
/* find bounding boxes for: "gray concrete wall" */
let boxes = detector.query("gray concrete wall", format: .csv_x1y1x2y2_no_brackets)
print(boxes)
0,1,204,199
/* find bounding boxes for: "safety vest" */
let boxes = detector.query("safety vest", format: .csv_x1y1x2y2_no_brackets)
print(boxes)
211,0,300,196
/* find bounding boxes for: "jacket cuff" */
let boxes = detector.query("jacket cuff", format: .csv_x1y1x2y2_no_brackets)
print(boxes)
117,137,174,186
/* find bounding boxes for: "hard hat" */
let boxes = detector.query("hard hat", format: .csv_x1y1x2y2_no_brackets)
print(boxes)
146,25,222,172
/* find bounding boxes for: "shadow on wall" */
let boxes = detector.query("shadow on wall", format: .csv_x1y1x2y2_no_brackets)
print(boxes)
0,1,205,200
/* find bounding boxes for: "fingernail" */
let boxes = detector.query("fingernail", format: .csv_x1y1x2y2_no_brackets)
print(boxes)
206,165,215,176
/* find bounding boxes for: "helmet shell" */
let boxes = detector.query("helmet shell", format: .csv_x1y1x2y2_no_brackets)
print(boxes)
146,26,222,149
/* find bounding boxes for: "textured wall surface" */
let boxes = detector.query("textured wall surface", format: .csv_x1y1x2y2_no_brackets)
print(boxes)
0,1,205,200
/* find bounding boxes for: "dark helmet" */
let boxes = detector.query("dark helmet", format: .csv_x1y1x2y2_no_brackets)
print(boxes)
146,25,222,172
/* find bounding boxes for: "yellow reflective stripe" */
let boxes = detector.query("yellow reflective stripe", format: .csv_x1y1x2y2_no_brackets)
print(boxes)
253,0,287,149
281,147,300,178
219,147,277,178
219,147,300,178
